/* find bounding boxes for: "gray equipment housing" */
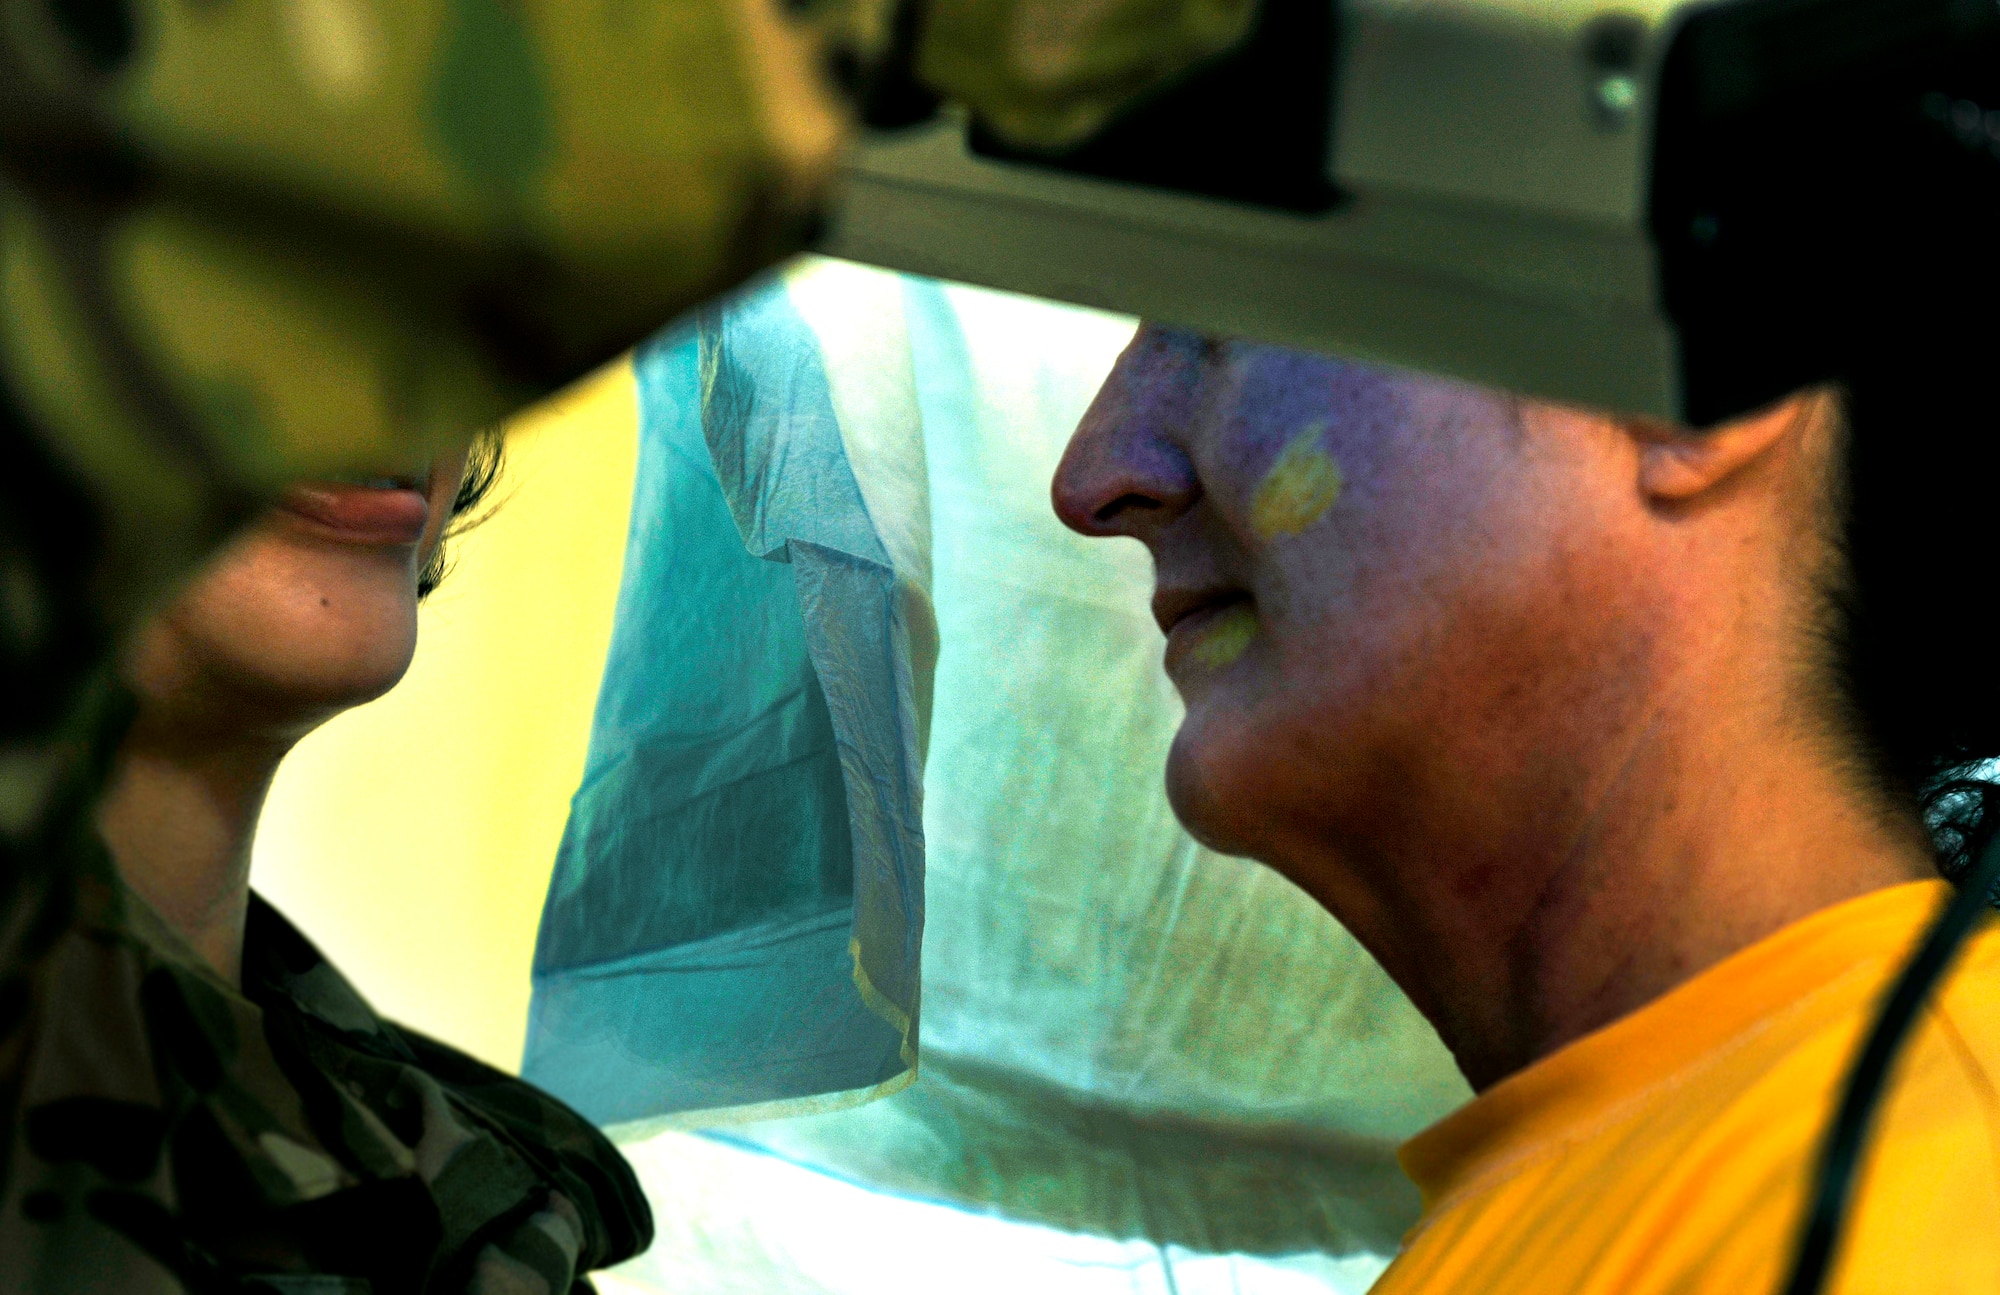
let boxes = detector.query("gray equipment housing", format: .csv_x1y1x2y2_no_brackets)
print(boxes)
827,0,2000,426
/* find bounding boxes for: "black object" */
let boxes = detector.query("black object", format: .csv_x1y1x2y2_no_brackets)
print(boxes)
1782,832,2000,1295
47,0,134,72
0,371,107,738
1650,0,2000,426
968,0,1340,213
859,0,944,130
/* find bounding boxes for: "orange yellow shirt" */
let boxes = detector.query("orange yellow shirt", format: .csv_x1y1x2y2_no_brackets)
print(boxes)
1375,881,2000,1295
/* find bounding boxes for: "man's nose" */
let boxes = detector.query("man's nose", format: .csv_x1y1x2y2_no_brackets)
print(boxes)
1052,326,1205,541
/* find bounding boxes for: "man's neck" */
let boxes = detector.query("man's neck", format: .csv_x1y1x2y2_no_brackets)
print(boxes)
1321,694,1937,1094
98,718,293,985
1508,746,1927,1083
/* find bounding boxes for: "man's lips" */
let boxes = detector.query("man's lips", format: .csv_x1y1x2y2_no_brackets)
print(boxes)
279,476,431,545
1153,585,1251,637
1158,587,1255,676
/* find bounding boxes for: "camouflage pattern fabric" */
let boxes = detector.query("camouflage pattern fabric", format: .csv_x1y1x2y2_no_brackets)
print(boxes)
919,0,1258,147
1,682,649,1293
0,0,1259,1289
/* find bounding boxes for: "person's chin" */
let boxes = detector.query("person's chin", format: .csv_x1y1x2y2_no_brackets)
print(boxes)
183,588,421,718
204,637,417,726
1163,712,1269,859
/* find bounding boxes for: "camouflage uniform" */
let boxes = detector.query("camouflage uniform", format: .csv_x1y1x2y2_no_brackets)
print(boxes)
5,717,649,1293
0,0,1255,1288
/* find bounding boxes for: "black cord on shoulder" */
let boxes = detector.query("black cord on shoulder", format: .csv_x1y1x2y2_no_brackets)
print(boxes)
1779,833,2000,1295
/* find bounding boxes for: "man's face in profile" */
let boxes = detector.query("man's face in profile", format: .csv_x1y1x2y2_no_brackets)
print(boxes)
1052,326,1661,902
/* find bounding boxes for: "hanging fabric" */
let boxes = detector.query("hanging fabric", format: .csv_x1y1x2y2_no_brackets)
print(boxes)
523,263,932,1129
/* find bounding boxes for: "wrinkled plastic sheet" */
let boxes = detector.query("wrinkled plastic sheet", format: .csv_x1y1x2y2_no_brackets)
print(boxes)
524,266,931,1128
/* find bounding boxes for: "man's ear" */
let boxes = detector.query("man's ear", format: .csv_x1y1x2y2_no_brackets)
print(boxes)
1633,393,1816,503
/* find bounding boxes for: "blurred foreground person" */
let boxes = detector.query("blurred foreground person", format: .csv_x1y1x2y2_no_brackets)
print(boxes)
1,18,861,1287
1,442,650,1291
1052,329,2000,1292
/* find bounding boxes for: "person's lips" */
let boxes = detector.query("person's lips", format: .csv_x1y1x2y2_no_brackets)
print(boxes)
279,474,431,545
1153,585,1249,638
1156,586,1254,673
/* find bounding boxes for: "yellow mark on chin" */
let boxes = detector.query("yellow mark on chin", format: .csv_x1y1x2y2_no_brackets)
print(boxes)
1250,422,1343,540
1190,603,1258,670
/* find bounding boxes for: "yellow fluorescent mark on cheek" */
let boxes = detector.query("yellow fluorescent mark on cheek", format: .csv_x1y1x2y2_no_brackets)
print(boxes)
1190,603,1258,669
1250,422,1343,540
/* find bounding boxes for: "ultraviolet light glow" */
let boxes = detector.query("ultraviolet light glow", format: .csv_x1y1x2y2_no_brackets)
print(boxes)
1251,422,1343,540
1189,602,1259,670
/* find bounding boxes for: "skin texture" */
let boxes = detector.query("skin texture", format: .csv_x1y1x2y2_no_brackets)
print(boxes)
99,450,469,985
1051,326,1934,1090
